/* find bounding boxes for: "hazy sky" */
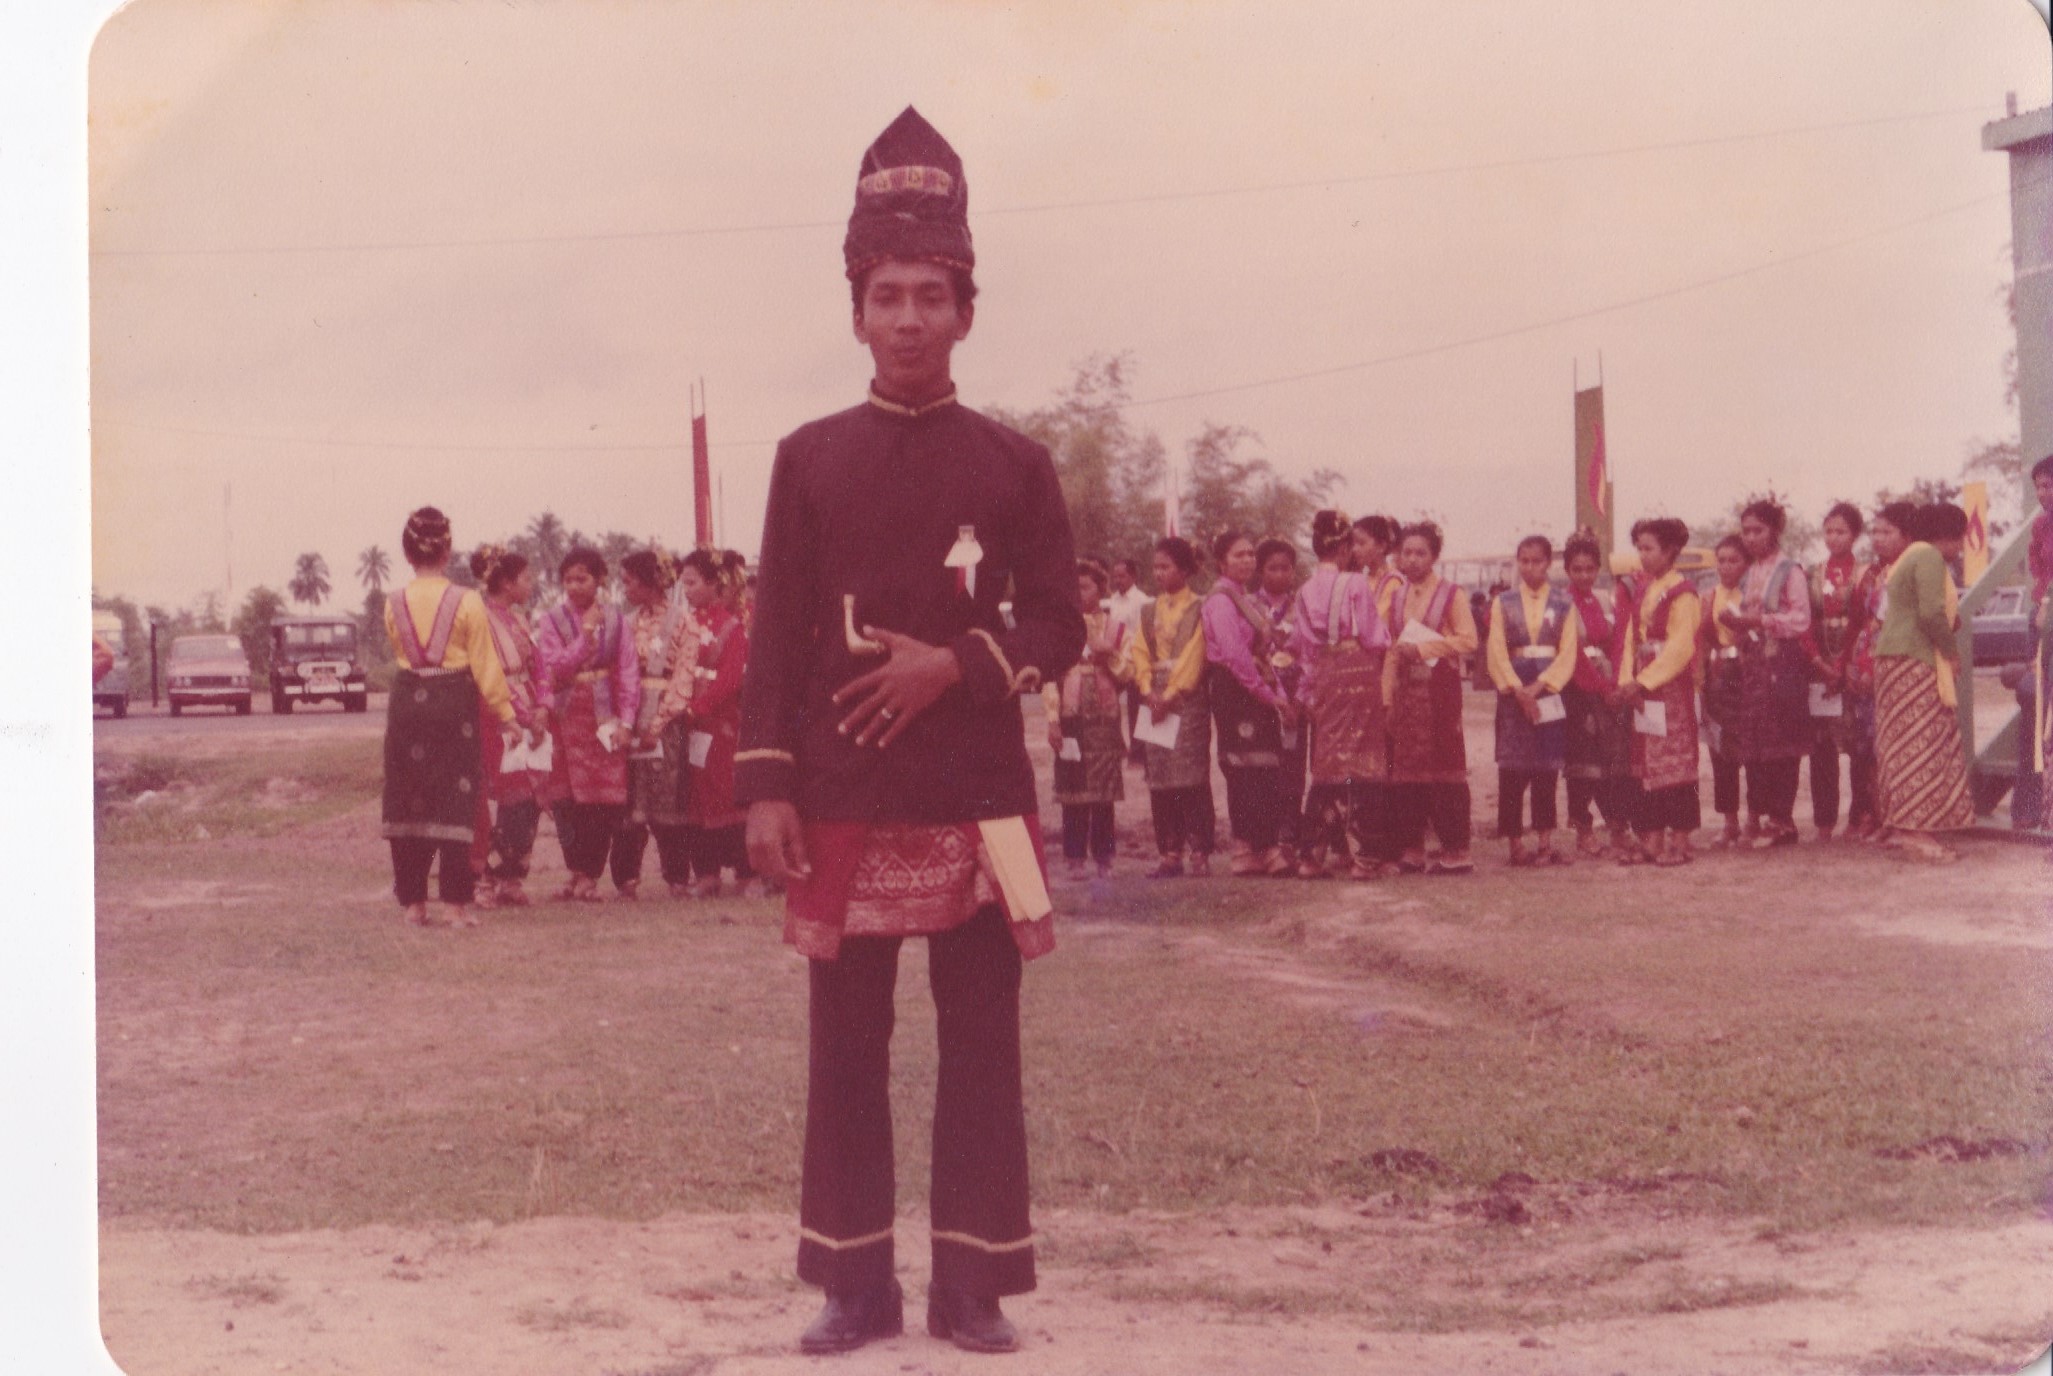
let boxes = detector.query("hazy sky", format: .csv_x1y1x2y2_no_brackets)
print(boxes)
87,0,2051,611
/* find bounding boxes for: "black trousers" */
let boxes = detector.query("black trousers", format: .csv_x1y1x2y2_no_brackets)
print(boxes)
390,838,475,906
798,905,1035,1298
1277,727,1308,848
1148,786,1215,856
1220,763,1284,851
554,801,628,881
1060,803,1116,863
1124,688,1145,762
1638,782,1702,834
1809,735,1876,831
1748,756,1801,823
1712,757,1745,817
1497,769,1559,838
1565,776,1628,832
611,820,694,887
1392,781,1472,853
691,822,749,878
485,798,542,881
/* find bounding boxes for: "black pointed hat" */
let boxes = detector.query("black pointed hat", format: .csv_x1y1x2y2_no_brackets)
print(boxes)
842,106,974,281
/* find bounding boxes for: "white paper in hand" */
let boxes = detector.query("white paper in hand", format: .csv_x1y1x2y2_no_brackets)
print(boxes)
1808,684,1844,718
688,731,715,768
528,734,554,773
1058,737,1083,762
1134,705,1181,749
1634,699,1669,737
1396,619,1444,666
499,738,529,773
1535,694,1566,725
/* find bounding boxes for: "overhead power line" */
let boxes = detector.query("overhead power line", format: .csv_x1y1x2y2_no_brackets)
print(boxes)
89,103,1996,259
98,172,2031,454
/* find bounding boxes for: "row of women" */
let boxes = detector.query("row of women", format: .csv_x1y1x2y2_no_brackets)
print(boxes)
378,506,756,927
1041,497,1981,878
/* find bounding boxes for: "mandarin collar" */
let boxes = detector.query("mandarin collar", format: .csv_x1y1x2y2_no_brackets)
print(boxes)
866,384,958,418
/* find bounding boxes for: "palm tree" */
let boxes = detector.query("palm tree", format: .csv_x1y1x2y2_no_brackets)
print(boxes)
526,512,568,574
356,544,391,595
289,552,332,608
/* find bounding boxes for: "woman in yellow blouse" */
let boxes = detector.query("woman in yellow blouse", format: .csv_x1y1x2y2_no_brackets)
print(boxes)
381,507,518,928
1123,536,1214,877
1613,517,1703,866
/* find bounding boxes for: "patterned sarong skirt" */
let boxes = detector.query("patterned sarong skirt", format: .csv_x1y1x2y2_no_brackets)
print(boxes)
382,669,482,843
1873,657,1973,834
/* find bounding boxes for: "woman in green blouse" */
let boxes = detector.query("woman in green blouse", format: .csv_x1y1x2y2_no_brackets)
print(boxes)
1871,503,1973,861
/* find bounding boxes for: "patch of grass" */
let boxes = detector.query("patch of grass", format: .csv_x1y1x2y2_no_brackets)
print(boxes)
186,1272,285,1307
97,723,2053,1258
97,736,382,844
513,1297,629,1332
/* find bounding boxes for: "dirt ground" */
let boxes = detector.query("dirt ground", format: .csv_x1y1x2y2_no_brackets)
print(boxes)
97,1206,2053,1376
92,699,2053,1376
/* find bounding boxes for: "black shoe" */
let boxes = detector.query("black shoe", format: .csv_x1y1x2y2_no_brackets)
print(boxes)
798,1280,903,1354
926,1284,1020,1354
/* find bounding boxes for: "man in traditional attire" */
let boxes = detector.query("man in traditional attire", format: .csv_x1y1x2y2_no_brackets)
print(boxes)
737,107,1085,1356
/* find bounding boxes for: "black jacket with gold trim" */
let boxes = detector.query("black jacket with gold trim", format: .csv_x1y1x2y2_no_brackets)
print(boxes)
734,392,1084,823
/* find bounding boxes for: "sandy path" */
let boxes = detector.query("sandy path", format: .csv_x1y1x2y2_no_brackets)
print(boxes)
102,1205,2053,1376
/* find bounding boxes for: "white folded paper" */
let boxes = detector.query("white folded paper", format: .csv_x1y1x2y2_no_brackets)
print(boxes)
1058,736,1083,762
528,734,554,773
1535,694,1566,725
1133,705,1181,749
1396,618,1444,665
1634,699,1669,737
1808,684,1844,718
499,738,530,773
688,731,715,768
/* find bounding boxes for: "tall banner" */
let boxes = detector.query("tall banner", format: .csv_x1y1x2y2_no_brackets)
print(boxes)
691,380,713,549
1573,384,1614,559
1961,480,1990,586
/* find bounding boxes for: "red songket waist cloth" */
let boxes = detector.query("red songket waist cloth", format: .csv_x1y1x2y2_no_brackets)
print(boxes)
784,814,1055,962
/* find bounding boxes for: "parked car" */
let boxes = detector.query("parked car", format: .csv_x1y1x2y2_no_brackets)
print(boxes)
1971,585,2033,667
269,614,369,713
92,610,129,718
167,634,253,716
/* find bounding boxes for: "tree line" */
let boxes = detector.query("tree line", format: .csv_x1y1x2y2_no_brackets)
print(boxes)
90,345,2026,692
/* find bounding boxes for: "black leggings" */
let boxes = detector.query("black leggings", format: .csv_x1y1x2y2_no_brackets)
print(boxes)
1148,786,1215,856
1061,803,1116,864
611,821,694,887
554,801,628,881
1497,769,1559,838
390,838,475,906
1566,775,1629,832
1392,781,1473,854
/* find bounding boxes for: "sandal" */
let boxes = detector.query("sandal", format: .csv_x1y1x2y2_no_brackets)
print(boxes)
1146,857,1186,880
1654,847,1693,867
1426,858,1474,876
404,903,436,927
1534,847,1572,867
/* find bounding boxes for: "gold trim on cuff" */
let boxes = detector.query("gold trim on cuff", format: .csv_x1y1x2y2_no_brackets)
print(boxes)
799,1225,894,1251
967,629,1018,694
734,748,796,765
930,1229,1035,1254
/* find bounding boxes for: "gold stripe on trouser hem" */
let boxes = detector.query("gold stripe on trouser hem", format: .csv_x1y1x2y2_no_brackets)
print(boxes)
798,1225,894,1251
930,1229,1035,1254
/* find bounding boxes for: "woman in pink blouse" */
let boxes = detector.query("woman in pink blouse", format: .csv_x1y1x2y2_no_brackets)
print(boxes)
1204,531,1293,876
537,547,641,902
